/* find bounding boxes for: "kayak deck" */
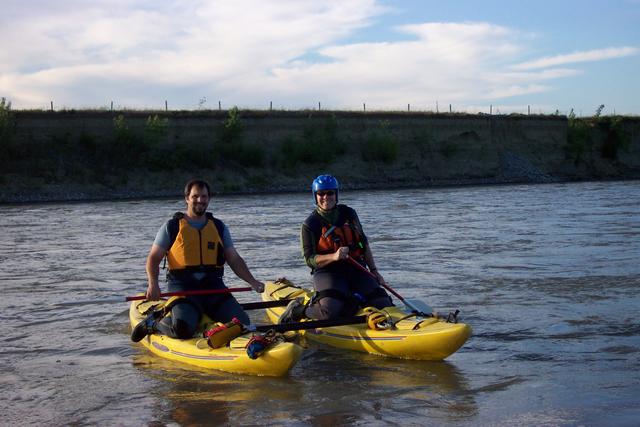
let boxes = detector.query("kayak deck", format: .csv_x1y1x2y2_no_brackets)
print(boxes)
262,279,471,361
129,299,303,377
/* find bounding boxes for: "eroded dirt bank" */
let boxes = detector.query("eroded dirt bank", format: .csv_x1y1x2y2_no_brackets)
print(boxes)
1,110,638,203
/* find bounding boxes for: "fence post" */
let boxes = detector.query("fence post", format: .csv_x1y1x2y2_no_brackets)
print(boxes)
111,101,113,111
449,104,452,113
318,102,321,110
50,101,54,111
408,104,410,112
270,101,272,111
219,101,221,110
436,101,439,113
165,100,168,111
490,105,492,115
363,103,366,112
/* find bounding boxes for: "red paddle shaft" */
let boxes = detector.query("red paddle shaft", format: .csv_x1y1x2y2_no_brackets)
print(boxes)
347,256,425,314
126,287,253,301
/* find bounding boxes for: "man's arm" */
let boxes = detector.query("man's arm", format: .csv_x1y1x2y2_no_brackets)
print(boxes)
145,244,165,300
224,247,265,293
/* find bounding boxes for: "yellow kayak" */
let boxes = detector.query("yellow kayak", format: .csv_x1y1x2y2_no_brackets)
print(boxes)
262,279,471,361
129,299,303,377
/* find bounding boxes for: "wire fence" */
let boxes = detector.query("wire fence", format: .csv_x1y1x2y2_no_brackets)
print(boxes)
14,98,633,118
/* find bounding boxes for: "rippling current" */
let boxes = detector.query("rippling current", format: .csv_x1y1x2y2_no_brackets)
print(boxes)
1,181,639,426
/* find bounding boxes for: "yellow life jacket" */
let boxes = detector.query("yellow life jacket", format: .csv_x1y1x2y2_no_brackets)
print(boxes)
166,212,225,271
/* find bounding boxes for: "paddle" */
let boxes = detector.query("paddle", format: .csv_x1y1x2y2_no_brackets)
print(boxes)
248,315,367,333
54,287,253,307
241,300,291,311
126,287,253,301
347,256,432,316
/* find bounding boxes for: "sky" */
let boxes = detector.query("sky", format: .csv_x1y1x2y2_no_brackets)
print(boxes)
1,0,639,115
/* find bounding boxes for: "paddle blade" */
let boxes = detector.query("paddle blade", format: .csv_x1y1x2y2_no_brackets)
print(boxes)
404,299,434,315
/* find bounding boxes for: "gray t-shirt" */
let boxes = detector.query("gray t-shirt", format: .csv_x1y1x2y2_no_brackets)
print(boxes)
153,217,234,251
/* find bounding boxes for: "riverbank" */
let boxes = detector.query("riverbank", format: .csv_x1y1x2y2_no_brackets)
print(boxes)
1,110,639,203
3,172,638,205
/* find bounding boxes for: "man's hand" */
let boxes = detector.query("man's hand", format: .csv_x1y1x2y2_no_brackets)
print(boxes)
145,281,161,300
250,280,265,293
373,271,387,287
334,246,350,261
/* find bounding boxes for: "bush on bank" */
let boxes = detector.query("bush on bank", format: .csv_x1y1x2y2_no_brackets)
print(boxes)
566,113,631,165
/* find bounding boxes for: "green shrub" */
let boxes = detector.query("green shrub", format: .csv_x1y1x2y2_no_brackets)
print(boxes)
597,116,629,160
362,121,397,164
309,114,344,155
280,115,345,167
363,133,398,163
280,136,325,165
111,114,146,167
566,117,592,165
222,107,243,144
0,98,15,171
0,97,13,142
213,107,265,167
144,115,169,146
566,115,630,163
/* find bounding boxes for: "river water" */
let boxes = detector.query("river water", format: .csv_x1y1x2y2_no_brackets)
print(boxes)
1,181,639,426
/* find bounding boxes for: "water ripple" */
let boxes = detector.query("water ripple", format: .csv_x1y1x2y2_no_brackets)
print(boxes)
1,181,639,425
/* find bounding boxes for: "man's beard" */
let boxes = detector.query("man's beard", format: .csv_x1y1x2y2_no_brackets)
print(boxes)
193,204,207,216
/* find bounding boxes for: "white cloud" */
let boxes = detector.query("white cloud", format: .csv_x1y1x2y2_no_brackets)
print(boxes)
512,47,640,70
254,22,537,108
0,1,636,111
0,0,383,107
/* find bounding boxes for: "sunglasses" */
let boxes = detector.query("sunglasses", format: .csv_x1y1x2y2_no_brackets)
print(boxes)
316,190,336,197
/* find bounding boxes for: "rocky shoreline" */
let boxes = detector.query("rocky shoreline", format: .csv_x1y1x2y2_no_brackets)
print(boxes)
2,173,633,205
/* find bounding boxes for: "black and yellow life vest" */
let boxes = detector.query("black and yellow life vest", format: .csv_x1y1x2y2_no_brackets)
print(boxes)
305,205,366,259
166,212,225,271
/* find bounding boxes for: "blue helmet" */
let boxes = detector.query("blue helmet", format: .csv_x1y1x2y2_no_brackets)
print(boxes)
312,174,339,204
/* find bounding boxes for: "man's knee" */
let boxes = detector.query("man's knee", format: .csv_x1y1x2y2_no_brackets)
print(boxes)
211,297,250,325
173,318,196,339
309,297,345,320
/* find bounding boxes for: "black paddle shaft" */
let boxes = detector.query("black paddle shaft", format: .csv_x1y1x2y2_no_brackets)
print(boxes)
251,315,367,333
240,300,290,310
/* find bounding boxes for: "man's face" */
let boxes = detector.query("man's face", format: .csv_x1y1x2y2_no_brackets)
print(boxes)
186,185,210,217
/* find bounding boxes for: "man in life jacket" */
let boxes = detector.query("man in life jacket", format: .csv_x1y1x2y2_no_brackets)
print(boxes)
131,179,265,341
279,174,393,323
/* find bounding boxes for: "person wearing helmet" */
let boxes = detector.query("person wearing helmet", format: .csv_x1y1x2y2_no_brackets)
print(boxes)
279,174,393,323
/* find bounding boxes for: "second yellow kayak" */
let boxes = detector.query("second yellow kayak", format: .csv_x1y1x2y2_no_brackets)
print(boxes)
262,279,471,361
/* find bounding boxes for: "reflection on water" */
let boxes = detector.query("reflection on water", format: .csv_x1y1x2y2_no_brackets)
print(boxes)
1,181,639,426
130,344,477,426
